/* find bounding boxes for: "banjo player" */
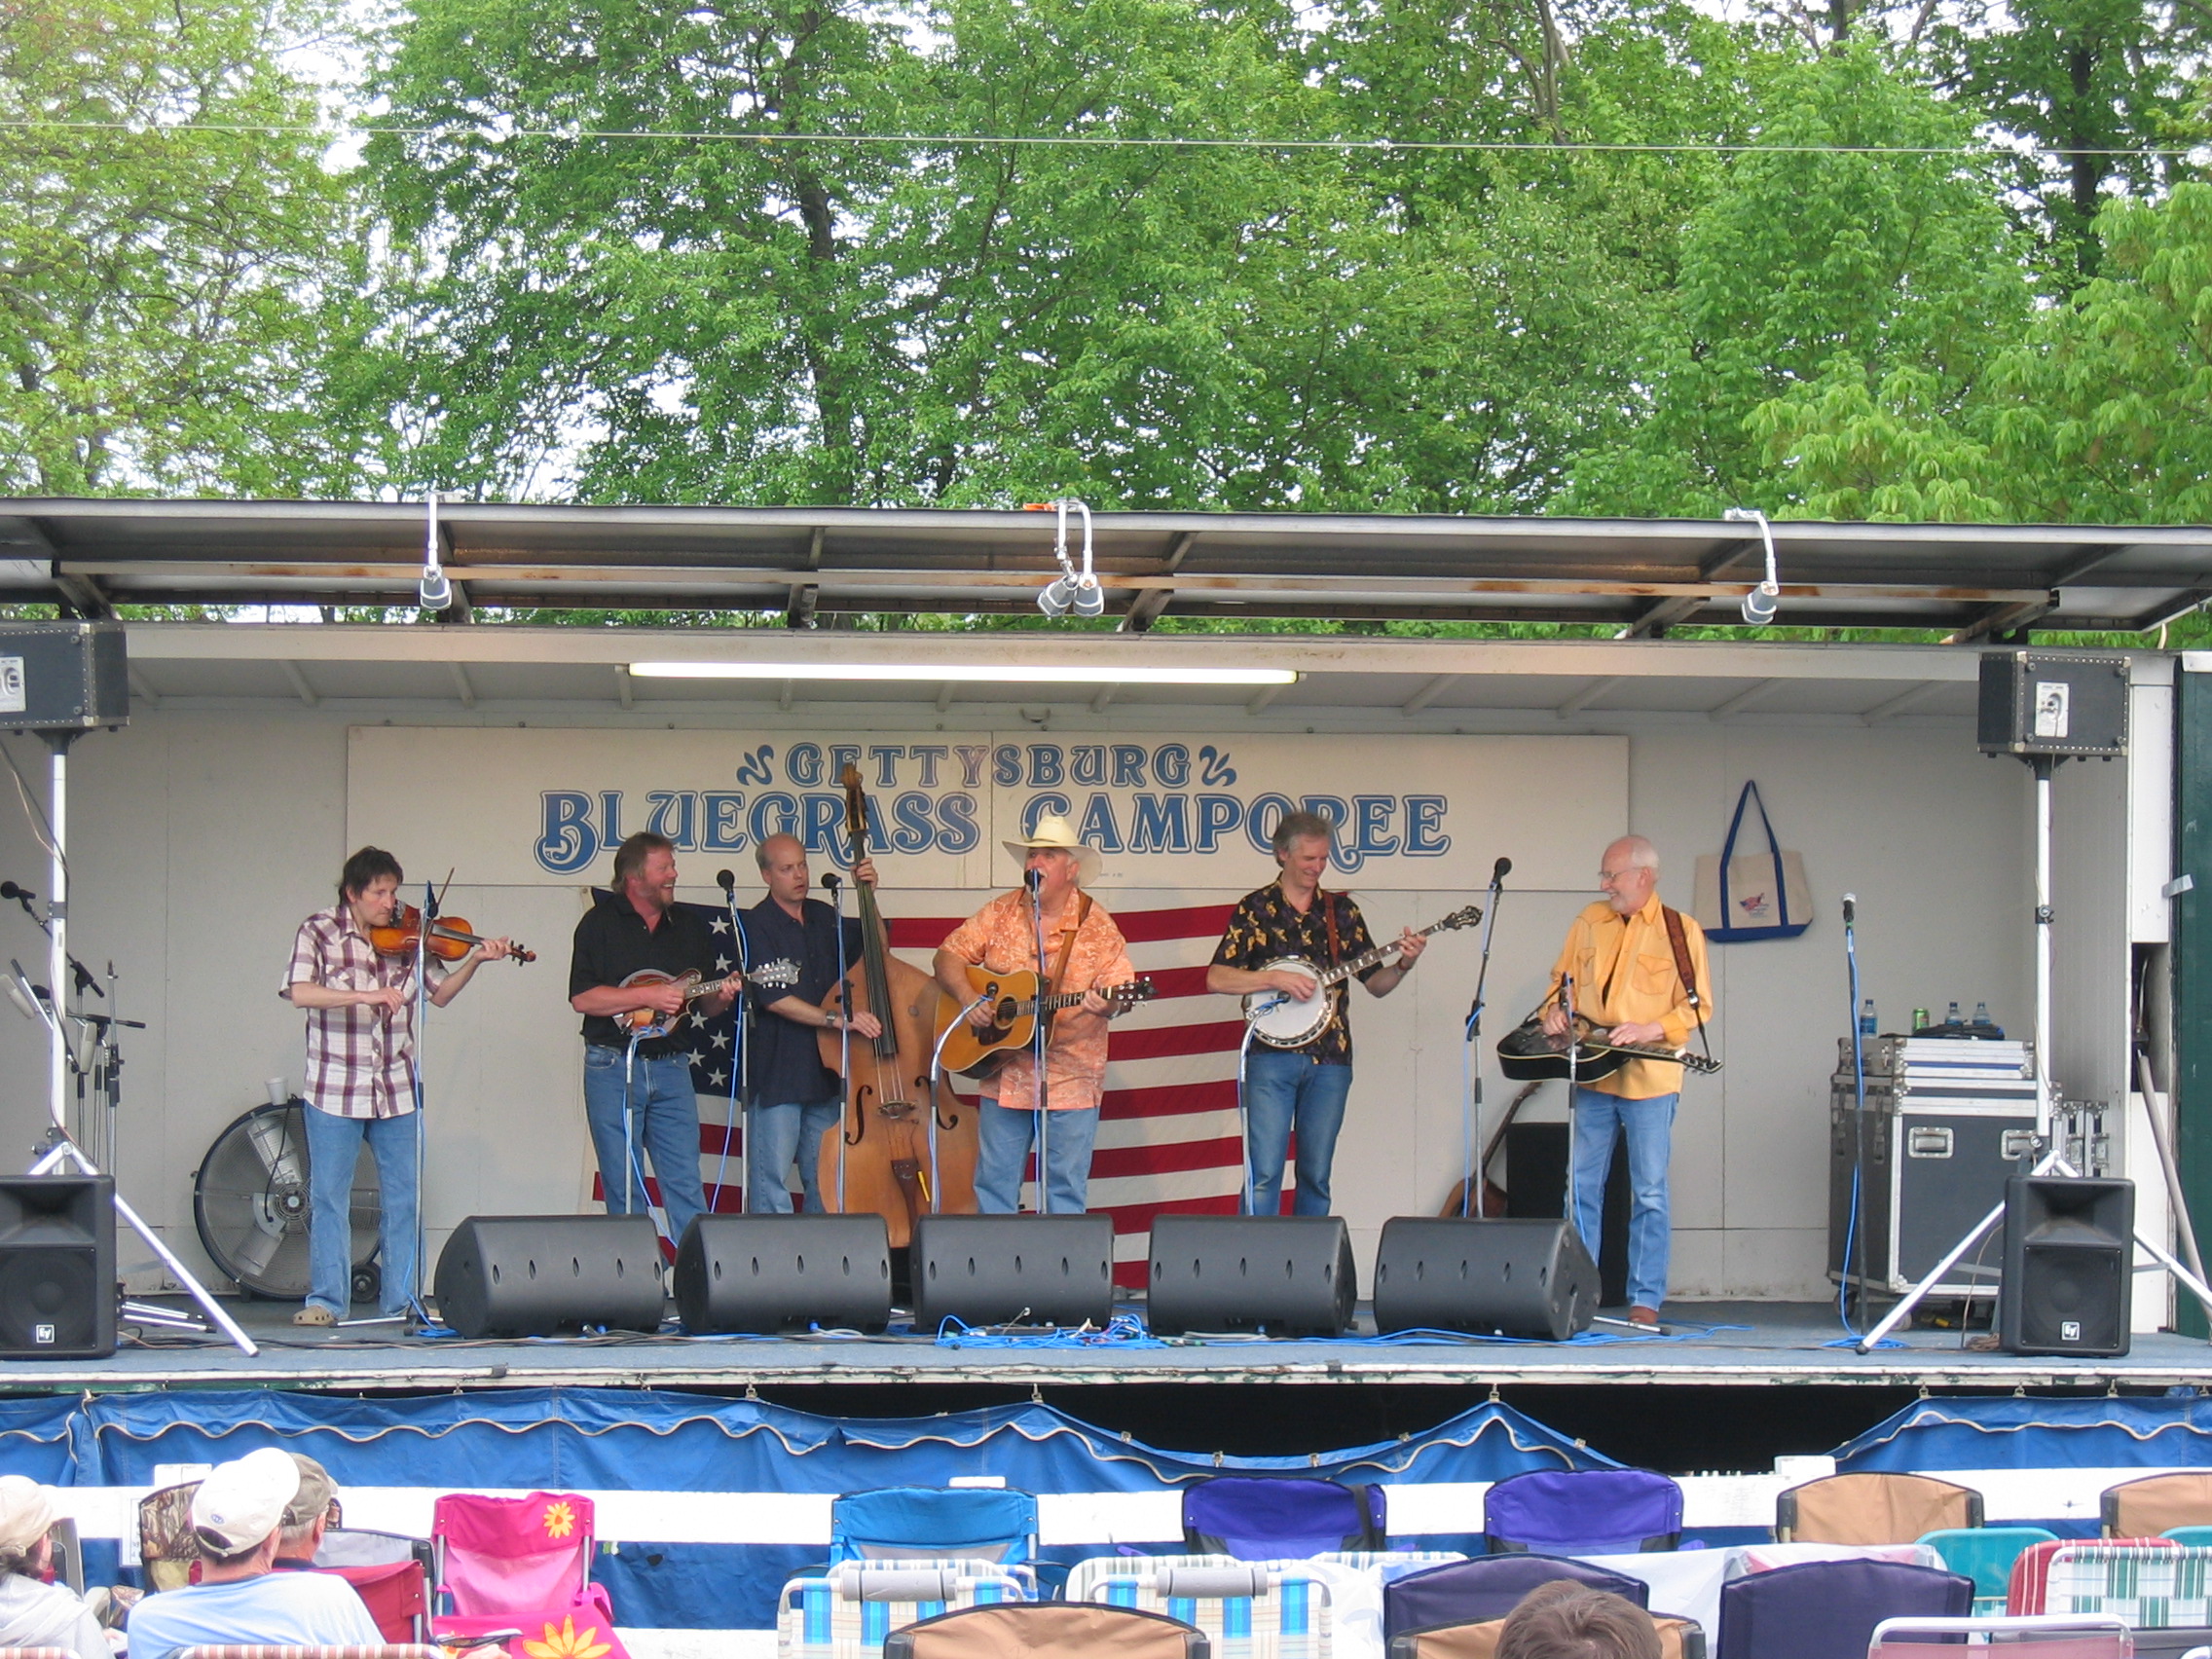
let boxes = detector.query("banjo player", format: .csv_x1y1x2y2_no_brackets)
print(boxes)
1205,810,1426,1216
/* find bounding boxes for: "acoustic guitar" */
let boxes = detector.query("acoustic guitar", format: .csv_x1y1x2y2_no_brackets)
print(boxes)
937,964,1158,1078
1495,1013,1721,1083
617,958,798,1041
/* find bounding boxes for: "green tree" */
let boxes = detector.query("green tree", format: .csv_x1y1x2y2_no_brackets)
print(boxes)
0,0,355,494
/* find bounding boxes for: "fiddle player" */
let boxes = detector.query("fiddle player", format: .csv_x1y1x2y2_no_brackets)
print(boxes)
1205,810,1423,1216
1539,834,1713,1327
281,847,511,1328
933,815,1134,1216
743,834,882,1213
569,831,737,1243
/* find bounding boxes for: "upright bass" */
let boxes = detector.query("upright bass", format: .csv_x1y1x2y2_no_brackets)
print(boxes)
815,765,978,1242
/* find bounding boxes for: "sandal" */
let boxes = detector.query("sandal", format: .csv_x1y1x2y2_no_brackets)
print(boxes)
292,1305,337,1327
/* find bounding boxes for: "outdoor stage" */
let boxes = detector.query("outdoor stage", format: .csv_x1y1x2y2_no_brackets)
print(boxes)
25,1297,2212,1393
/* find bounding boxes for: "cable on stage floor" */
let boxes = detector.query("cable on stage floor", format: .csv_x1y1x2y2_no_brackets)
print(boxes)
934,1312,1169,1348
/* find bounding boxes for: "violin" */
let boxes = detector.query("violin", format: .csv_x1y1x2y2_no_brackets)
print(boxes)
368,904,535,964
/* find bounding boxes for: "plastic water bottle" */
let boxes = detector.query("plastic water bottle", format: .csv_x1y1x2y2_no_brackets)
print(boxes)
1946,1000,1961,1025
1860,999,1878,1037
1974,1001,1990,1026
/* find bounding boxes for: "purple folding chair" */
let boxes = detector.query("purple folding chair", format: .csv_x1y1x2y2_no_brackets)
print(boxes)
1716,1558,1972,1659
1182,1477,1385,1561
1482,1469,1684,1555
1382,1553,1650,1638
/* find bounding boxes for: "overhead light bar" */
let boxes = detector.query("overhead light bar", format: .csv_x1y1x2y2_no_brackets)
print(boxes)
628,661,1296,686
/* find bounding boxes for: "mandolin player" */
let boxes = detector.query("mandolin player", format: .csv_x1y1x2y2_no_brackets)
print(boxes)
1205,810,1425,1218
1540,834,1714,1328
568,830,736,1241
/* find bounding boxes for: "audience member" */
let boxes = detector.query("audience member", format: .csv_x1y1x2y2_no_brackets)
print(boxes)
0,1475,107,1659
273,1454,340,1568
1496,1581,1661,1659
124,1448,380,1659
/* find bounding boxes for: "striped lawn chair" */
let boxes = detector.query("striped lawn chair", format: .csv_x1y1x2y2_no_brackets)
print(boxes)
778,1560,1034,1659
1069,1553,1459,1606
1079,1560,1331,1659
2046,1543,2212,1627
174,1648,444,1659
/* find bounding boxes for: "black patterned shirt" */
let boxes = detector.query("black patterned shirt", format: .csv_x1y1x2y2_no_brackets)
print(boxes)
1211,881,1380,1064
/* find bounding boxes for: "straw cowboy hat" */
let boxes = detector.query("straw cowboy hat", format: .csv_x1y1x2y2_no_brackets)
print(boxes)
1003,814,1102,887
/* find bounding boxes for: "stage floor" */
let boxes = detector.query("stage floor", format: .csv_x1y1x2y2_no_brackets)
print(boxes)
8,1298,2210,1392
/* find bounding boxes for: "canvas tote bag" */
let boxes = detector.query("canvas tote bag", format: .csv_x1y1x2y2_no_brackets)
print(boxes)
1693,780,1813,942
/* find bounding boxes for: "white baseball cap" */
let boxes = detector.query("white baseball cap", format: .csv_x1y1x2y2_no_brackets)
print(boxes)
191,1448,300,1555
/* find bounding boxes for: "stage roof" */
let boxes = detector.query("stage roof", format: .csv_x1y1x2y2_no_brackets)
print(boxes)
2,498,2208,639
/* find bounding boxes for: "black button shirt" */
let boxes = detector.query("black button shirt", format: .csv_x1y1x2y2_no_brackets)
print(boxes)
569,890,727,1057
741,895,864,1108
1210,882,1380,1064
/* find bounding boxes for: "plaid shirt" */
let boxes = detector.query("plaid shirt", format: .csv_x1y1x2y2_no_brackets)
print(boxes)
281,905,443,1120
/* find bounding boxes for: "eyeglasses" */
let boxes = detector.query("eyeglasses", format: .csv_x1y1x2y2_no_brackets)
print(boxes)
1597,867,1642,885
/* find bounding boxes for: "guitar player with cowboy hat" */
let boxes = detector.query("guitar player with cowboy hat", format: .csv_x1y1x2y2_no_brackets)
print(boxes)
1540,833,1714,1327
933,813,1135,1216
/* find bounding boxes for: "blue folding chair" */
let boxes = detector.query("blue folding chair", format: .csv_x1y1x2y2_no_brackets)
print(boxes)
1919,1526,2058,1615
1382,1554,1649,1639
1182,1477,1385,1561
1482,1469,1683,1555
1716,1558,1970,1659
830,1488,1040,1566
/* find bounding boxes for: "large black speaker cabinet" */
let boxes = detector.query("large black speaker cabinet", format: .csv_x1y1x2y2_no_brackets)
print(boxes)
0,1175,115,1358
675,1213,892,1334
1146,1215,1355,1338
1373,1216,1598,1341
0,621,129,732
2001,1175,2133,1356
1504,1122,1631,1309
1977,649,2128,757
434,1215,666,1339
911,1213,1115,1330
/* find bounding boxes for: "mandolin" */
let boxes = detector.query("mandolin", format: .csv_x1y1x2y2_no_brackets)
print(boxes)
937,966,1157,1078
617,959,798,1041
1495,1013,1722,1083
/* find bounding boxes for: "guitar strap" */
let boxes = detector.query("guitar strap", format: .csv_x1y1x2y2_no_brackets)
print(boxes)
1660,904,1715,1069
1045,892,1091,994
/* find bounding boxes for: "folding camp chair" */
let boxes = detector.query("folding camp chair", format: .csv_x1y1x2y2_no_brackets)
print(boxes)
1081,1561,1332,1659
321,1561,431,1645
137,1481,203,1593
829,1489,1039,1567
779,1561,1033,1659
1386,1612,1706,1659
2012,1540,2177,1615
430,1493,624,1659
1866,1614,2131,1658
1481,1469,1683,1555
2108,1478,2212,1540
1919,1529,2060,1616
1774,1473,1982,1545
1382,1556,1649,1640
2038,1544,2212,1626
1715,1558,1970,1659
884,1603,1209,1659
172,1648,444,1659
1182,1479,1385,1562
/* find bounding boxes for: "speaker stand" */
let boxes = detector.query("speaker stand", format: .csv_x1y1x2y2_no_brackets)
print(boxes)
28,1129,257,1355
1859,756,2212,1349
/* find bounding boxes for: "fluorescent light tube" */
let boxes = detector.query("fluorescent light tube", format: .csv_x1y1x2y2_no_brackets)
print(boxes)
627,662,1297,686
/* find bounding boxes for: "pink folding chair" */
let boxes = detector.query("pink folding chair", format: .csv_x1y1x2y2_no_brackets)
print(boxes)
430,1493,628,1659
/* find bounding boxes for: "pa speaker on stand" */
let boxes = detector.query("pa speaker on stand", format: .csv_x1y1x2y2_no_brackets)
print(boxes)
2000,1175,2133,1356
0,1174,115,1358
675,1213,892,1334
1145,1215,1356,1337
433,1214,666,1338
1372,1216,1598,1342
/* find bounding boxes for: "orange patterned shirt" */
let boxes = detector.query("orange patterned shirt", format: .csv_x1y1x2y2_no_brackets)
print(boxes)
940,890,1135,1113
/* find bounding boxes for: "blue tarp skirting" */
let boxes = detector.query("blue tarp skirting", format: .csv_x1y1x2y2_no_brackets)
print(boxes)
1836,1393,2212,1472
11,1387,1612,1629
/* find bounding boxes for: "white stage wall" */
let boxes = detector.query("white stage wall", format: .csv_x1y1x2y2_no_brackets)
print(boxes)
0,703,2038,1302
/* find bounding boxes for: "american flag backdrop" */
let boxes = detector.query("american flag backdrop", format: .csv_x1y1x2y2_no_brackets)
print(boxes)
599,895,1259,1287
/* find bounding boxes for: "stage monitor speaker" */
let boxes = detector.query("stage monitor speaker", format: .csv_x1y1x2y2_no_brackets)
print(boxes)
1977,649,2128,758
1504,1122,1631,1309
675,1212,893,1334
1373,1216,1598,1342
2001,1175,2133,1357
912,1213,1115,1330
0,1175,114,1358
0,621,129,732
1146,1215,1355,1338
434,1214,666,1339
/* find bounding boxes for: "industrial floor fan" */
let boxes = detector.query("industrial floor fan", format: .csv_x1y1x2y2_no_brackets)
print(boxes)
193,1098,382,1305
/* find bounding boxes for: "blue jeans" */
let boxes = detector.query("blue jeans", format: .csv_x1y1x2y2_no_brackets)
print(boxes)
1241,1051,1353,1216
975,1100,1101,1215
746,1096,844,1213
1570,1086,1678,1310
304,1103,418,1317
583,1046,706,1241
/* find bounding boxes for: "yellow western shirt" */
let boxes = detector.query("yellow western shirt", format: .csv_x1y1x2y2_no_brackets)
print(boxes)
1547,891,1714,1099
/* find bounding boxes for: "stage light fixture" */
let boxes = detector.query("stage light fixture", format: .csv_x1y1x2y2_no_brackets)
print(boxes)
417,491,453,610
1723,506,1780,627
1030,498,1102,618
627,661,1297,686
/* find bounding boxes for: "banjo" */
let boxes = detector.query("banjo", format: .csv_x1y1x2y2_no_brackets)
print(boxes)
1241,903,1484,1049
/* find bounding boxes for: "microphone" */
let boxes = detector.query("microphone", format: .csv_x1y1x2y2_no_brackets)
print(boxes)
1024,867,1043,892
716,869,736,895
821,872,843,894
1491,856,1512,884
1842,892,1857,925
0,882,33,902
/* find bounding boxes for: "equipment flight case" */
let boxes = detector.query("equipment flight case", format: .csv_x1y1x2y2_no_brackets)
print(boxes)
1828,1035,2039,1301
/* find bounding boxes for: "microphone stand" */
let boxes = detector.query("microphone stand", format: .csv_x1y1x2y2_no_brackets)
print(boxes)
1028,870,1051,1216
930,996,993,1212
1236,999,1283,1215
406,877,434,1325
1561,973,1580,1250
719,873,751,1212
1461,860,1510,1220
